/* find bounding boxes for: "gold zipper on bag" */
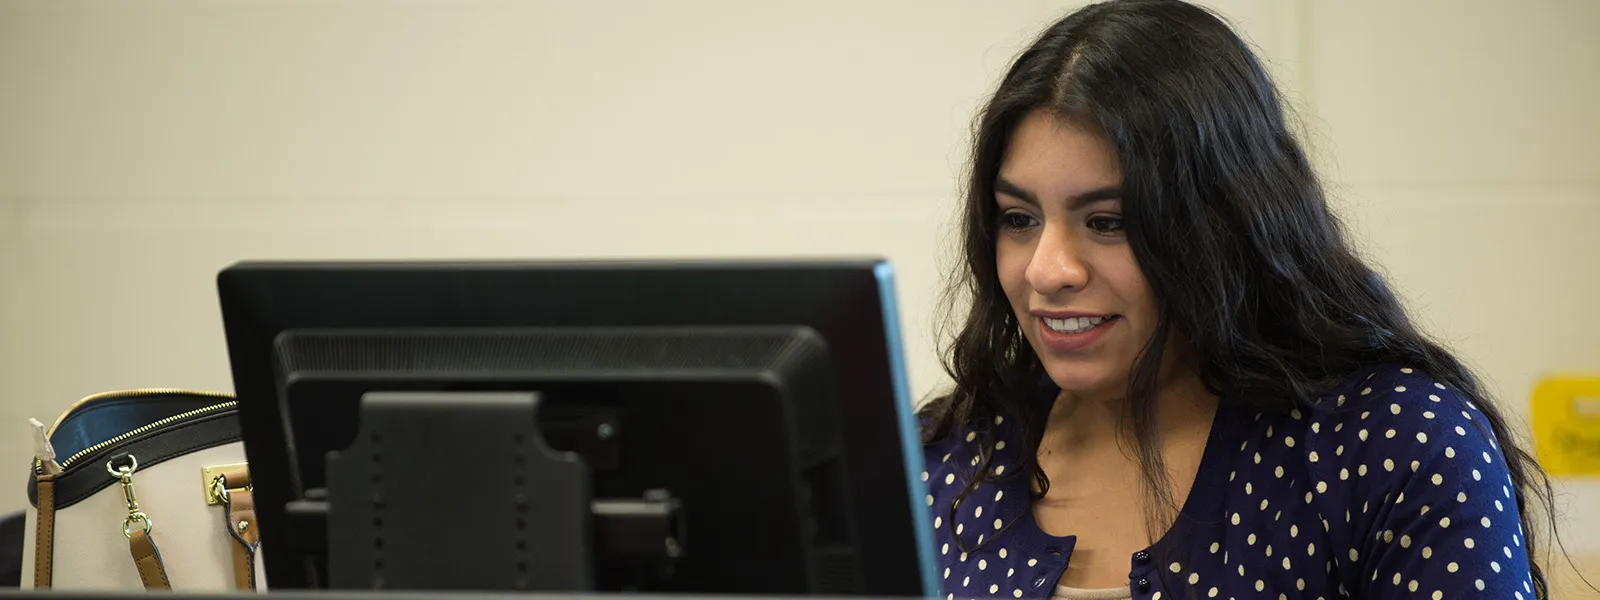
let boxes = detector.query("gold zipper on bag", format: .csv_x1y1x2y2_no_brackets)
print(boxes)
33,389,237,475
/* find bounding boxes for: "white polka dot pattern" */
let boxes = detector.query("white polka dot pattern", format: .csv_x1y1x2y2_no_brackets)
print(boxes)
920,367,1533,599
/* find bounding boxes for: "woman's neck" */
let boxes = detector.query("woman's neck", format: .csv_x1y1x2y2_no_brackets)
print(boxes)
1032,366,1221,584
1043,367,1218,455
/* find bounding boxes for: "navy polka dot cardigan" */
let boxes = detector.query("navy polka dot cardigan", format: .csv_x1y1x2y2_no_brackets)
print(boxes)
923,366,1538,600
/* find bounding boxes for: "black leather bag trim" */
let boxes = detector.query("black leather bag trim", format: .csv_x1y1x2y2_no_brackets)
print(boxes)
27,410,241,510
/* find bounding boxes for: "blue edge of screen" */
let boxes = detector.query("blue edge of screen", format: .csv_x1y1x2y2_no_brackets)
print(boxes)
874,261,940,598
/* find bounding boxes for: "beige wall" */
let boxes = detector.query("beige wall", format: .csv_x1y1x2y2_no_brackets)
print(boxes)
1302,2,1600,594
1,0,1595,594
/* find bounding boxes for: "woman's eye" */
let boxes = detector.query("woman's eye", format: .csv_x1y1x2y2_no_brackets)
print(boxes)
1086,215,1124,234
999,211,1038,232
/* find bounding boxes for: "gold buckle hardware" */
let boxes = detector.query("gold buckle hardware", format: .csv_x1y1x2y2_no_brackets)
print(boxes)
202,462,251,505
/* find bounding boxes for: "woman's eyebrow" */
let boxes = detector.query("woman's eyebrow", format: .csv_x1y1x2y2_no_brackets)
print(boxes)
995,176,1121,209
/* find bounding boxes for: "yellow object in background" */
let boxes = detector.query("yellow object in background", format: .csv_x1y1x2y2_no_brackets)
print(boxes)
1530,374,1600,477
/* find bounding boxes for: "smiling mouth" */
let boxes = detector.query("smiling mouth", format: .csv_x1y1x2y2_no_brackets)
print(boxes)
1041,315,1118,334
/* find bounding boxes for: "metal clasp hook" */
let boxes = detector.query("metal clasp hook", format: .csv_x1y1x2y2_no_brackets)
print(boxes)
108,456,153,538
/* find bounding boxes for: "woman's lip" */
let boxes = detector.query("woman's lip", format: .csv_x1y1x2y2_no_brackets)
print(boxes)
1035,315,1119,352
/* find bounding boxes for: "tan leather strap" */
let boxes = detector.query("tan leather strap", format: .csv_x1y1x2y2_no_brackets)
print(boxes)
33,474,56,589
213,465,250,492
220,471,260,591
128,527,173,590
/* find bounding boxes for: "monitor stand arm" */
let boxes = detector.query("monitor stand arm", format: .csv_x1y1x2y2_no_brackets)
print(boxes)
279,391,684,591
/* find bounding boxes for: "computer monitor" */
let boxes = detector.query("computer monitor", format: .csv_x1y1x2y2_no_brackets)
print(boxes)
217,259,935,595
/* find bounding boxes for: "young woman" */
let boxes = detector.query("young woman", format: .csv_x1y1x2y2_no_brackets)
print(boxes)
920,1,1554,599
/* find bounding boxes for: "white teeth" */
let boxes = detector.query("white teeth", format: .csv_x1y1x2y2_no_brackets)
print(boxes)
1043,316,1107,333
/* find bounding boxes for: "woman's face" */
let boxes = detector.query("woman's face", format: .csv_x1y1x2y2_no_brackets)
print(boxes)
995,109,1159,400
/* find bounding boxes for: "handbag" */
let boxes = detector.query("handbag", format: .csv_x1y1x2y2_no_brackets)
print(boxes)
20,389,264,591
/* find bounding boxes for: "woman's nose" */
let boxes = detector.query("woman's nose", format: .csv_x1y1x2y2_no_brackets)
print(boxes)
1024,225,1088,295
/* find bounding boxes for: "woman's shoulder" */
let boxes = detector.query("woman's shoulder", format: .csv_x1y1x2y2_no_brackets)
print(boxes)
918,390,1028,457
1278,368,1536,595
1285,364,1516,516
1212,365,1535,596
919,398,1030,508
1298,365,1502,454
921,409,1023,465
1270,364,1503,469
1230,364,1512,511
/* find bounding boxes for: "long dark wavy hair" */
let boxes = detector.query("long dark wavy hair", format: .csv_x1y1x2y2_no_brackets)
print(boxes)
922,0,1560,595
